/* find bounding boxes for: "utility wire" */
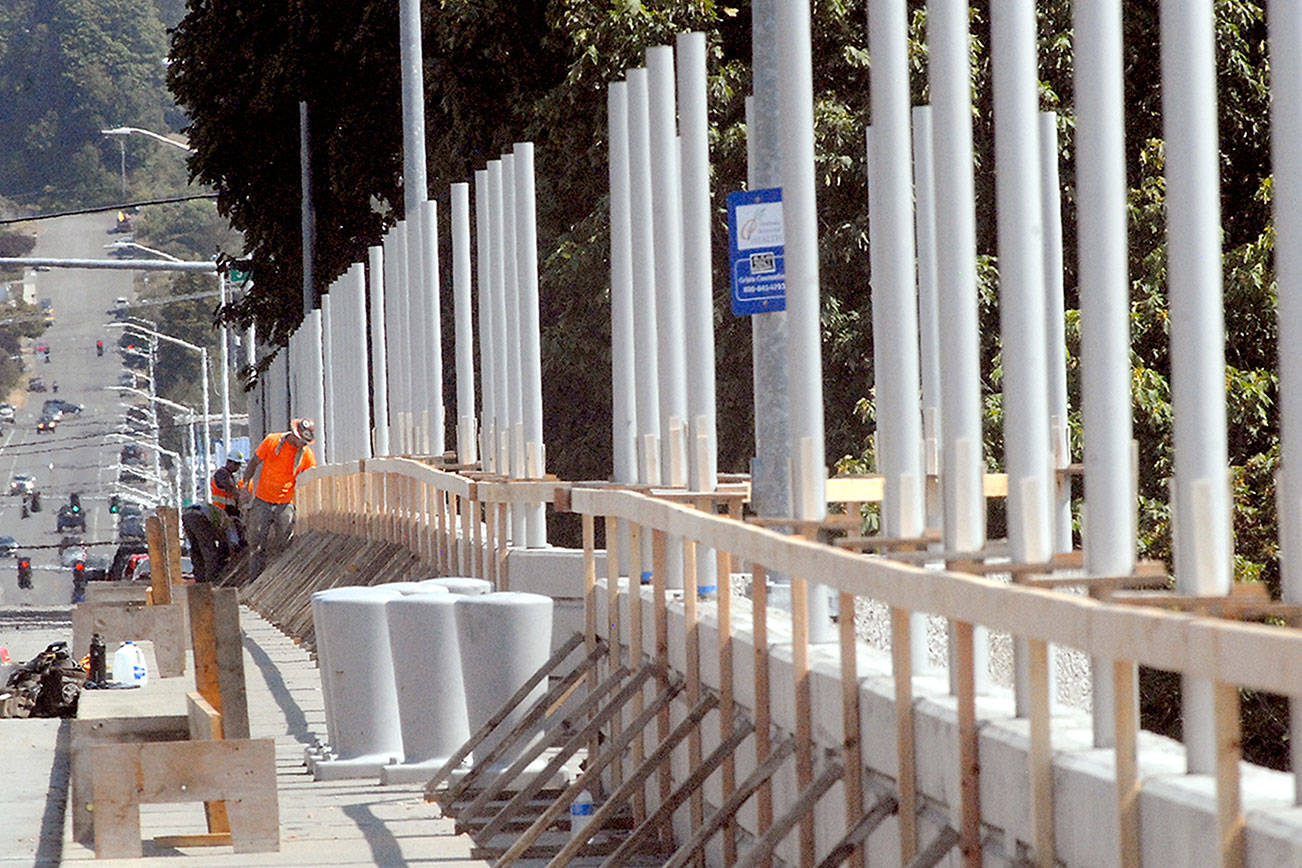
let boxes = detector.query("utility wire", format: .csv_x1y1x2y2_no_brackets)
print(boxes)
0,194,219,227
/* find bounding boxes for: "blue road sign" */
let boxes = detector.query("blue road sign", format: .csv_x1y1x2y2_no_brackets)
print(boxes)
726,188,786,315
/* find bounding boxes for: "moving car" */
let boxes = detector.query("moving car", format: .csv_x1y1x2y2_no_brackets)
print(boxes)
59,539,87,568
56,505,86,533
0,535,17,557
36,415,57,434
9,474,34,496
118,514,146,542
43,399,82,416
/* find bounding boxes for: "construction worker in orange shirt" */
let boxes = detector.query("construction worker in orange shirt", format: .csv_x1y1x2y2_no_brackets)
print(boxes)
243,417,317,582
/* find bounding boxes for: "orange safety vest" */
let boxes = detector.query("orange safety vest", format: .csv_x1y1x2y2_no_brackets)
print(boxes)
211,476,237,508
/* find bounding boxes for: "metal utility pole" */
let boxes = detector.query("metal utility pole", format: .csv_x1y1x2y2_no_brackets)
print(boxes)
299,102,316,314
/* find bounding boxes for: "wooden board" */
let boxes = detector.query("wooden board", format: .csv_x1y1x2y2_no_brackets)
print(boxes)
90,738,278,858
187,585,250,739
72,602,187,678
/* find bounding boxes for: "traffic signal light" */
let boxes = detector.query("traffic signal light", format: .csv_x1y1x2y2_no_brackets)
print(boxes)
17,558,31,589
96,340,103,357
109,495,120,514
70,493,81,514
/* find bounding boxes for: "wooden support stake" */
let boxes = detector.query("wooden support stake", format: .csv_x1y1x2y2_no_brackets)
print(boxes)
470,494,483,578
628,521,647,825
814,794,898,868
1215,679,1245,868
1028,638,1054,867
497,501,509,589
839,590,865,868
792,575,814,868
954,620,981,867
651,528,671,830
605,515,623,792
717,546,738,864
892,607,918,863
734,760,845,868
753,563,774,848
144,515,171,606
1114,659,1140,868
160,506,183,586
683,537,703,837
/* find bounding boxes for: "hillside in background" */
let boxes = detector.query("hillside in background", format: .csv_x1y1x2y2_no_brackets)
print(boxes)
0,0,183,210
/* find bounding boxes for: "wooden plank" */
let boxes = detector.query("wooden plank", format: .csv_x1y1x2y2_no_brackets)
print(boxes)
840,591,865,868
424,632,585,797
733,760,844,868
659,737,797,868
145,515,171,606
69,715,189,843
814,794,898,868
160,506,184,586
543,678,697,867
1028,638,1054,867
187,586,250,739
605,515,623,793
892,607,918,863
752,563,773,845
497,502,509,589
1215,679,1245,868
186,692,230,835
470,494,483,578
91,739,278,858
717,545,738,865
476,667,665,843
683,536,703,837
651,529,671,828
152,833,233,848
954,620,981,868
71,602,187,678
1114,659,1140,868
628,521,647,825
601,715,754,868
792,575,814,868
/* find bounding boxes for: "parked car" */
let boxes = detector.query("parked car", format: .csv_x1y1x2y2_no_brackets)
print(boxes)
27,377,46,392
9,474,34,496
0,403,15,422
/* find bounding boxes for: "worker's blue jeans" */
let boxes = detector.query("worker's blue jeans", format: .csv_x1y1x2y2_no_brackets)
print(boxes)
248,498,295,583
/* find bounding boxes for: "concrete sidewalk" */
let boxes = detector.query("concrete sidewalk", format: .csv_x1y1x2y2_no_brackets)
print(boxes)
57,607,495,866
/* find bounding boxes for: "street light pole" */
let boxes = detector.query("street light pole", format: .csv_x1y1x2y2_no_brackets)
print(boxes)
219,272,231,452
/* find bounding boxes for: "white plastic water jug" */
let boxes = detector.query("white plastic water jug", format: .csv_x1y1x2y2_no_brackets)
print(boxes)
570,790,594,840
111,641,148,686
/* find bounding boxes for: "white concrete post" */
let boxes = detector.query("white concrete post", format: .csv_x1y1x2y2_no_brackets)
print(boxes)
647,46,689,489
992,0,1055,715
421,199,445,456
867,0,926,550
928,0,989,694
406,215,430,453
627,68,662,487
399,0,428,455
474,171,496,472
305,308,327,463
452,183,477,465
777,0,832,640
1162,0,1231,774
392,225,412,453
609,81,638,486
488,161,512,490
321,288,336,463
502,153,525,484
677,32,717,494
912,106,942,485
514,144,548,547
1269,0,1302,802
348,263,372,460
368,245,390,456
1040,112,1073,554
1073,0,1135,749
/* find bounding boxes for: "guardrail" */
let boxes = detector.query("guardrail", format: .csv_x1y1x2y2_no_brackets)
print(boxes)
294,460,1302,867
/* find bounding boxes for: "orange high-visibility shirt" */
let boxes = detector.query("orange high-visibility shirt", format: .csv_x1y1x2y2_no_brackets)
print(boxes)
253,433,316,504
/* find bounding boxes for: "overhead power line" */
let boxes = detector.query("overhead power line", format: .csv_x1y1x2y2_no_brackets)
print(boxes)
0,193,220,227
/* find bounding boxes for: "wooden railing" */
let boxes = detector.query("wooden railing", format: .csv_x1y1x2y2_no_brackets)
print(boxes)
295,460,1302,867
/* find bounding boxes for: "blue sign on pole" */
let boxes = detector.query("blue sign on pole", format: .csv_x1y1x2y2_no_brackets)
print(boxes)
726,187,786,315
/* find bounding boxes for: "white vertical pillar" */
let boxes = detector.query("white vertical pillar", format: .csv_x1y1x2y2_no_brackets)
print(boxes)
992,0,1054,716
1268,0,1302,802
627,68,662,487
677,32,717,494
368,245,390,456
406,215,430,453
502,154,524,466
399,0,428,454
392,225,412,452
1040,112,1072,554
474,171,496,472
609,81,638,486
452,182,477,465
1074,0,1135,749
777,0,831,640
421,199,445,456
867,0,925,545
912,107,942,488
514,144,547,547
488,162,513,494
1162,0,1230,774
647,46,689,488
321,289,336,463
348,262,372,460
305,308,327,462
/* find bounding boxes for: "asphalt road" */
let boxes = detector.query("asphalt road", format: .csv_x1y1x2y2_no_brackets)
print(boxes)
0,210,139,614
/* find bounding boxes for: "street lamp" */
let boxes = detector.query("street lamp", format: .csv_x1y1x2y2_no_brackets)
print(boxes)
100,126,193,198
111,386,202,503
108,321,211,498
